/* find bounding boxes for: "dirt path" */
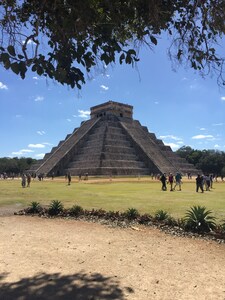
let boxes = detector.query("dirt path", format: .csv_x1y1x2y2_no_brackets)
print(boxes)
0,215,225,300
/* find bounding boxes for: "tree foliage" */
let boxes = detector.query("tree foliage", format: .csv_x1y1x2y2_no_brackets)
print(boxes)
1,0,225,89
176,146,225,175
0,157,37,175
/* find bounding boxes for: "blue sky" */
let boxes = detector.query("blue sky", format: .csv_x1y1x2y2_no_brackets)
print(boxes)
0,37,225,159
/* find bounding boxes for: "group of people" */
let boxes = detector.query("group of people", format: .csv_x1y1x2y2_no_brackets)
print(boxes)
195,174,214,193
160,172,182,191
159,172,216,192
21,173,32,188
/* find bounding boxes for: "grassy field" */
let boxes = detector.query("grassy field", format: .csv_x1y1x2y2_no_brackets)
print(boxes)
0,176,225,221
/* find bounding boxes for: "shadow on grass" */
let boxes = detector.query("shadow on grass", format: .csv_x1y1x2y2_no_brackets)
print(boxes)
0,271,132,299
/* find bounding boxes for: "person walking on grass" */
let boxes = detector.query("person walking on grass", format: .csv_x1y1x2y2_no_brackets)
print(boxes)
173,172,182,191
168,173,174,191
26,173,31,187
67,172,71,185
21,174,26,188
196,174,204,193
160,173,167,191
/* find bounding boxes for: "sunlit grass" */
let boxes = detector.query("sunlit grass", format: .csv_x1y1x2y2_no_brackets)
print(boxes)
0,176,224,221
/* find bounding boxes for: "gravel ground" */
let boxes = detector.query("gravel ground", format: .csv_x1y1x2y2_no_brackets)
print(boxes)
0,213,225,300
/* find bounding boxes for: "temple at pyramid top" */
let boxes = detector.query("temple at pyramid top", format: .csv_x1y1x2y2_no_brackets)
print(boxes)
28,100,199,177
90,100,133,119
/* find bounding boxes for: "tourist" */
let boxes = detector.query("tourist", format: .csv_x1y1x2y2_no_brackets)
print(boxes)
196,174,204,193
173,172,182,191
26,173,32,187
21,174,26,188
160,173,167,191
67,172,71,185
168,173,174,191
205,174,211,191
210,174,214,189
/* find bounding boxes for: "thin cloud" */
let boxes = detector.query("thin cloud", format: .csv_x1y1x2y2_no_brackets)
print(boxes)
220,96,225,101
192,134,214,139
67,118,72,122
12,149,34,156
100,85,109,91
159,135,182,141
164,142,181,150
34,96,44,102
199,127,206,131
35,153,45,159
0,82,8,90
212,123,224,126
28,143,45,148
78,110,90,118
214,144,220,148
37,131,46,135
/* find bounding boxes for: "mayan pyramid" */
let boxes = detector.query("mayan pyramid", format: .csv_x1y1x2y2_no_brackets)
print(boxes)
29,100,198,177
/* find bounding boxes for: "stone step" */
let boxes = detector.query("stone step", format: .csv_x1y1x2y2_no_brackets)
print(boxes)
66,167,150,176
69,160,145,168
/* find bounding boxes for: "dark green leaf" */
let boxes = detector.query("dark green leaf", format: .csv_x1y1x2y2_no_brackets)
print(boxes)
7,45,16,57
11,63,20,74
150,36,157,45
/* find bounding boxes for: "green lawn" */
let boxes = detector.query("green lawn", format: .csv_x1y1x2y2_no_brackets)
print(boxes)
0,177,225,221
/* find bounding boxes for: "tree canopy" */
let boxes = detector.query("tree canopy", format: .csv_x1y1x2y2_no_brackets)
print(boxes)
0,156,36,175
1,0,225,89
176,146,225,175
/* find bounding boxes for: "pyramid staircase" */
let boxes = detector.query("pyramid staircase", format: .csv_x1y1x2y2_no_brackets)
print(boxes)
65,117,150,175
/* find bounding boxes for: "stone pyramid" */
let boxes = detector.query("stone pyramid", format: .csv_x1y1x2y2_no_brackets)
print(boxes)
29,101,198,177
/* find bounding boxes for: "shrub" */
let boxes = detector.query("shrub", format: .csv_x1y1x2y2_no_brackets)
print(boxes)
154,210,169,221
48,200,64,216
164,216,178,226
105,210,121,221
177,218,186,229
138,213,152,225
69,205,84,217
27,201,42,214
184,206,216,233
124,208,140,220
88,209,107,217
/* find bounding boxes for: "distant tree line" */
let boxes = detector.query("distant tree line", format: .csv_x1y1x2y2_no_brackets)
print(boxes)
0,157,37,176
176,146,225,176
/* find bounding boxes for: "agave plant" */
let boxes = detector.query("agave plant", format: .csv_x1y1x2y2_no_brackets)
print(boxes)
124,208,140,220
28,201,41,214
184,206,216,233
154,210,169,221
69,205,84,217
221,219,225,232
48,200,64,216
